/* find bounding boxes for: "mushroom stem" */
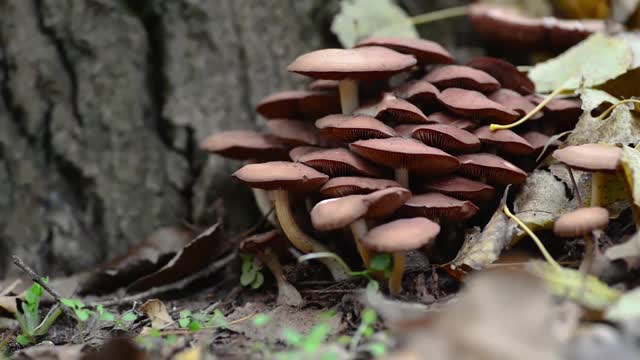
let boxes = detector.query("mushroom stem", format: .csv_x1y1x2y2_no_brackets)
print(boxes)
395,168,410,188
489,85,566,131
591,172,605,207
389,252,406,295
350,219,371,267
579,232,595,274
339,79,359,114
272,189,350,280
253,188,279,228
258,249,303,306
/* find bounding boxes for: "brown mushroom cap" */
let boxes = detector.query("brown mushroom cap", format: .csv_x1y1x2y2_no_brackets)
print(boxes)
528,95,582,129
552,144,621,173
410,124,481,154
355,37,454,65
468,3,546,50
473,125,535,156
428,112,478,130
287,46,417,81
350,137,460,174
239,230,286,254
311,195,370,231
256,90,339,119
311,187,410,230
549,19,605,50
319,176,402,197
488,88,539,117
438,88,520,124
233,161,329,192
308,79,339,91
457,153,528,185
424,65,501,93
355,93,430,124
289,146,323,162
200,130,289,161
266,119,319,146
521,131,558,153
466,56,535,95
363,187,412,218
315,114,396,143
399,192,479,222
553,207,609,238
393,80,441,109
394,124,422,138
297,147,385,177
422,175,496,204
361,218,441,252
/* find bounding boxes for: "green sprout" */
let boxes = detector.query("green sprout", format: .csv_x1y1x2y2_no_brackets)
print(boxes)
241,254,266,289
15,278,62,346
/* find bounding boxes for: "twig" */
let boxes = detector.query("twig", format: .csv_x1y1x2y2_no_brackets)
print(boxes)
95,251,237,306
11,255,75,319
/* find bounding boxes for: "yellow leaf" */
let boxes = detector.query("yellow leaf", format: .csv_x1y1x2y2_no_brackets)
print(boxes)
619,145,640,224
552,0,609,19
174,346,202,360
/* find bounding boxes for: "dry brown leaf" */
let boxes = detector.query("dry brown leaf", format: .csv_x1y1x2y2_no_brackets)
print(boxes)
606,230,640,261
451,190,517,270
140,298,173,329
0,295,17,316
619,145,640,224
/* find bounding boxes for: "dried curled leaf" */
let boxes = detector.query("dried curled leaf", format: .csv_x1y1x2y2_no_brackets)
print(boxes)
529,33,632,92
451,191,517,270
140,299,173,329
605,286,640,321
568,88,640,146
619,145,640,224
527,260,622,310
605,230,640,261
331,0,418,48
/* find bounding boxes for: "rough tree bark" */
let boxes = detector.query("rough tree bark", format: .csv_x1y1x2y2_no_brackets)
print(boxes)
0,0,472,277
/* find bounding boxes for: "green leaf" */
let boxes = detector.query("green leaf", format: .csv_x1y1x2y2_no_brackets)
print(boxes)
251,272,265,289
361,308,377,325
121,312,137,322
240,269,257,287
303,323,331,352
148,328,162,337
253,314,270,327
179,309,192,319
528,33,632,93
331,0,418,48
16,335,31,346
60,298,82,309
241,254,253,274
368,342,387,357
75,309,91,322
188,321,202,332
362,326,374,337
178,317,190,329
282,329,303,346
366,280,380,293
165,334,178,345
369,254,391,271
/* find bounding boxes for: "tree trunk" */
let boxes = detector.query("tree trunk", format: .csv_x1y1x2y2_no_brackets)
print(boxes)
0,0,473,277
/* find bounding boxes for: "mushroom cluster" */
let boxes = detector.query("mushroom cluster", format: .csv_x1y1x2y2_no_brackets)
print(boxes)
201,37,581,295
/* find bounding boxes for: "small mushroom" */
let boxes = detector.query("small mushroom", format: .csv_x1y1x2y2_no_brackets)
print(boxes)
410,124,481,154
438,88,520,124
552,144,622,207
424,65,501,93
256,90,340,119
393,80,441,109
554,206,609,272
288,47,417,114
311,187,411,266
266,119,319,146
473,125,535,156
457,153,528,185
488,88,540,118
468,3,546,50
428,111,478,130
361,218,440,295
521,131,559,158
297,147,385,178
350,137,460,188
355,37,454,65
421,175,496,204
528,95,582,131
199,130,289,161
320,176,402,198
240,230,303,306
466,56,535,95
289,146,323,162
399,192,479,222
315,114,396,143
233,161,348,280
355,93,430,124
309,79,339,91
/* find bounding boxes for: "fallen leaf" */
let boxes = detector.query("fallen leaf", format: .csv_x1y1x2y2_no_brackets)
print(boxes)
605,286,640,321
553,0,609,19
331,0,418,48
606,230,640,261
140,299,173,329
174,346,202,360
451,190,517,270
12,342,83,360
619,145,640,224
596,67,640,98
568,88,640,146
529,33,632,92
127,222,233,293
390,270,574,360
79,226,194,295
511,169,578,242
527,260,622,310
0,295,17,316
